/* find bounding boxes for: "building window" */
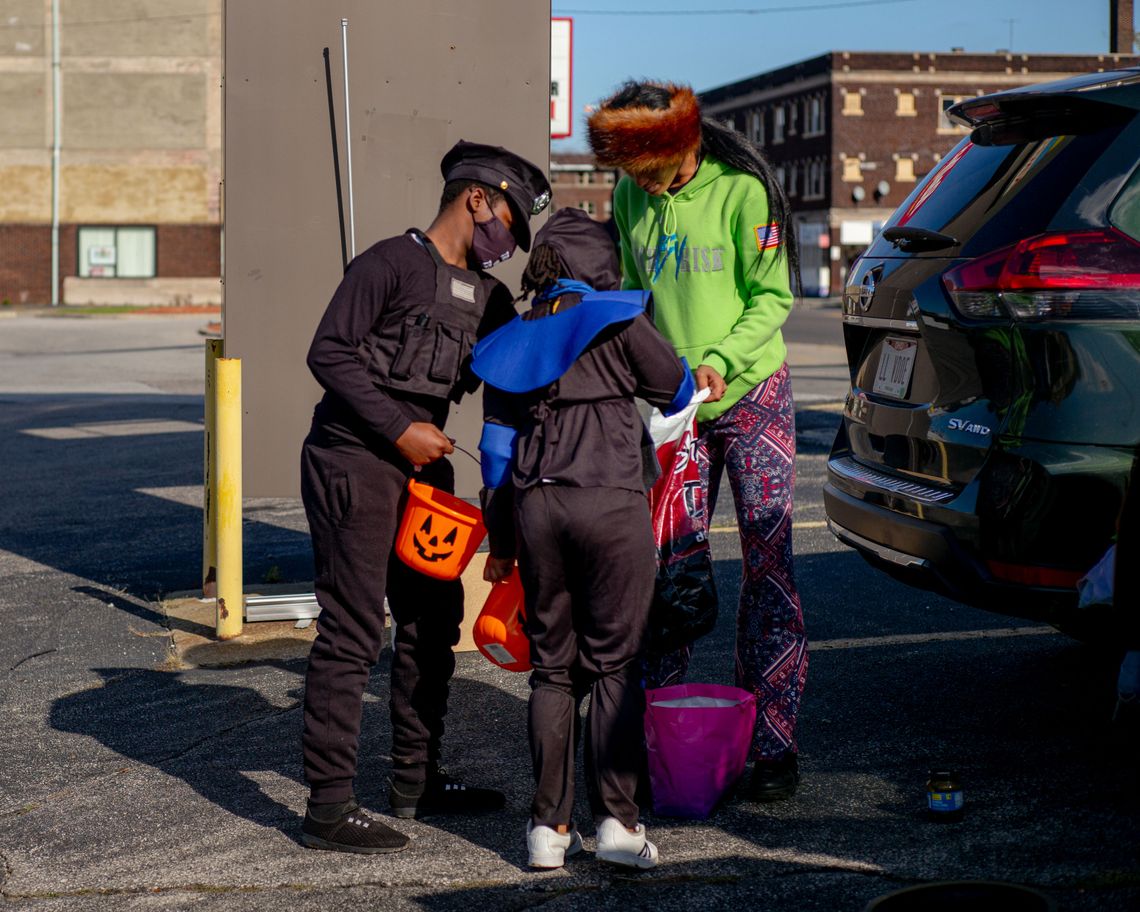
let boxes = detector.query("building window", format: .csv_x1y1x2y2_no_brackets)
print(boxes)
578,172,590,185
841,89,863,116
896,91,917,116
603,198,613,217
787,162,798,198
787,101,799,136
775,165,786,190
804,160,826,200
750,109,765,145
938,94,969,133
841,155,863,183
804,96,825,136
77,226,156,278
579,200,596,216
773,105,785,143
601,171,615,185
894,155,917,182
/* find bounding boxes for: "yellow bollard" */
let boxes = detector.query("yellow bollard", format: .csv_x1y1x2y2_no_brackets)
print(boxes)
214,356,243,639
202,338,224,597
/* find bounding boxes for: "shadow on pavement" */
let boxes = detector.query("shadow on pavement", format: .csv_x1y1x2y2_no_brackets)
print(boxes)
49,662,312,837
46,655,537,853
0,392,313,597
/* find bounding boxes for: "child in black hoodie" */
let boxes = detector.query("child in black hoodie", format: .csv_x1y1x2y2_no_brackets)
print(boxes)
472,208,694,870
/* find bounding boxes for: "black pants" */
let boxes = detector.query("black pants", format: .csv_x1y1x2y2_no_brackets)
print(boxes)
516,485,656,829
300,437,463,803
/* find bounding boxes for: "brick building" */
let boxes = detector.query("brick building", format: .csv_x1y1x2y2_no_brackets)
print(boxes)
701,46,1138,296
549,152,619,220
0,0,221,306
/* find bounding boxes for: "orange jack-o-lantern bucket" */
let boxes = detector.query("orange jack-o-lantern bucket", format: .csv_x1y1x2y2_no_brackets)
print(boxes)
395,479,487,580
474,570,531,672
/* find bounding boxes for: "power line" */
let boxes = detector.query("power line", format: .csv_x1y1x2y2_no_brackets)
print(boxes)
556,0,920,14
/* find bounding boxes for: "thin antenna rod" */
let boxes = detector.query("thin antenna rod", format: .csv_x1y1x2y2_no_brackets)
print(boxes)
323,48,348,273
341,18,356,260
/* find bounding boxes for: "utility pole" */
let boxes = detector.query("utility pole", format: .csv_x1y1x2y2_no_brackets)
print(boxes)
50,0,61,306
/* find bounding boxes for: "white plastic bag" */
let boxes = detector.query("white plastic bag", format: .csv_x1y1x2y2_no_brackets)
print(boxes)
644,388,717,653
1076,544,1115,609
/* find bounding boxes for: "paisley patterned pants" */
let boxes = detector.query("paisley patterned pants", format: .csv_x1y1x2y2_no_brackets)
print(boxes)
647,363,807,761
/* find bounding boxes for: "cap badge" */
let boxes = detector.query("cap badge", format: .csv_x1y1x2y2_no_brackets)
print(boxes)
531,190,551,215
500,180,509,190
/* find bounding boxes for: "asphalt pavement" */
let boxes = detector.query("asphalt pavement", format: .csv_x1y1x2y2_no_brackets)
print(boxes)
0,304,1137,911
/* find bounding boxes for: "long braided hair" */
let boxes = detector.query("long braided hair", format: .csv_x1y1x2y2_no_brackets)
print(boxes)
700,117,801,295
519,243,564,301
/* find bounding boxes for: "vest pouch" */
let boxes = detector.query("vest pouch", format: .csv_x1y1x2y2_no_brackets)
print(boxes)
357,234,488,401
388,316,431,381
429,323,464,384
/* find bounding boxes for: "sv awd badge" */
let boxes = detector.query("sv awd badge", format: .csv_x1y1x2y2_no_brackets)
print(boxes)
948,418,991,436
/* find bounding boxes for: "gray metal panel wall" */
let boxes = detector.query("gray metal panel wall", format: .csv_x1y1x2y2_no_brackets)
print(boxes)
224,0,550,498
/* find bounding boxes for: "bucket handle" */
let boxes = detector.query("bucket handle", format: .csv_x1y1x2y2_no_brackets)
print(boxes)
406,477,481,521
451,443,480,466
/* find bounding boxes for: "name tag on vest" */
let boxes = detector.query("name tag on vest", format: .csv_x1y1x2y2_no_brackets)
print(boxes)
450,278,476,303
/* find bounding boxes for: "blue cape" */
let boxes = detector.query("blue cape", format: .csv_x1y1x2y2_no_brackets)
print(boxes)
471,288,649,394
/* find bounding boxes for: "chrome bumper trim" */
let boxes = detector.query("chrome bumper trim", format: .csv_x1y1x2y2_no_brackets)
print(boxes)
829,456,957,504
827,519,931,570
842,313,919,331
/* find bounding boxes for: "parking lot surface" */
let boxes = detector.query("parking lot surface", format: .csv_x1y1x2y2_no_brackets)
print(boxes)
0,309,1136,910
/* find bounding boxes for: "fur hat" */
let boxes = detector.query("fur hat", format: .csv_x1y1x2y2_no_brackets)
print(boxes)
587,83,701,173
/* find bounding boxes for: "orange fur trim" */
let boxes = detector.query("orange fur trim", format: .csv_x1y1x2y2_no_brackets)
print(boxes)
587,84,702,173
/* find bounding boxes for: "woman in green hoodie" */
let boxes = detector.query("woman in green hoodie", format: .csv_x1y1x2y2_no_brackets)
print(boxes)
588,80,806,803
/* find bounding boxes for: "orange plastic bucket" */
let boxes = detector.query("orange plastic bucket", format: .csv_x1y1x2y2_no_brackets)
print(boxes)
474,570,531,672
394,478,487,580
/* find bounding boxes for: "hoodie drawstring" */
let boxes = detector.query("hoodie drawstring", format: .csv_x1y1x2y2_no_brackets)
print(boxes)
651,192,686,283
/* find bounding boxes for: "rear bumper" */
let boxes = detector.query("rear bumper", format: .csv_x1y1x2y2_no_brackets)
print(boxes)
822,480,1075,622
823,481,978,589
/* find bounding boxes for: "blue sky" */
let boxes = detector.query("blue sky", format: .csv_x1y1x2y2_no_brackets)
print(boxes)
551,0,1134,151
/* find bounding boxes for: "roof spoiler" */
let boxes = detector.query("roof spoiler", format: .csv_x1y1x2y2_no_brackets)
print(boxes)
947,67,1140,130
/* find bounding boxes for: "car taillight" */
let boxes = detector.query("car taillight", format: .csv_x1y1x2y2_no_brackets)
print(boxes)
942,228,1140,320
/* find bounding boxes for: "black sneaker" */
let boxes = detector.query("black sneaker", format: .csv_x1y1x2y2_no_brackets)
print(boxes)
300,800,409,854
389,766,506,819
748,753,800,803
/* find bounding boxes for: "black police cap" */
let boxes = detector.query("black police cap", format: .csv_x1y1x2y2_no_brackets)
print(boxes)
440,140,551,251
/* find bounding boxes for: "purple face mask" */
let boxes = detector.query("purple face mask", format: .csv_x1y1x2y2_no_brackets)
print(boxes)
472,209,517,269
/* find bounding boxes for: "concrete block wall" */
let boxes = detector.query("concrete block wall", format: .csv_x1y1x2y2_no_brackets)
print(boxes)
0,0,222,305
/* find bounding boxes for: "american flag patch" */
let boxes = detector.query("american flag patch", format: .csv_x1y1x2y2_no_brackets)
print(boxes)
755,223,781,252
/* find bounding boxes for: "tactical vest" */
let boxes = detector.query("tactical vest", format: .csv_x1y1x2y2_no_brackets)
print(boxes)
357,230,487,404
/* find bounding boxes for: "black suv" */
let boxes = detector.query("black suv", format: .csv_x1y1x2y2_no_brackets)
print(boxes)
825,67,1140,627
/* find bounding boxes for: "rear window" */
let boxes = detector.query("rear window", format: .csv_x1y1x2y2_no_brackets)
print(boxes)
1111,162,1140,242
864,118,1130,259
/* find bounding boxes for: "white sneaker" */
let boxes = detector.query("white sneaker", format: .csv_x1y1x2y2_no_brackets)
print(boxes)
595,817,659,869
526,821,583,868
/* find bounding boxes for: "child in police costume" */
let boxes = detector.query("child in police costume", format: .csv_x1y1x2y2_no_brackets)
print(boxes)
473,208,694,869
299,141,550,854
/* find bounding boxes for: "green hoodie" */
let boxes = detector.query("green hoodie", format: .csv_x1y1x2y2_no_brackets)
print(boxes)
613,155,794,422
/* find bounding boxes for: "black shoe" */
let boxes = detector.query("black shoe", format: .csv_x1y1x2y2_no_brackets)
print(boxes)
748,753,800,803
389,766,506,819
300,800,409,854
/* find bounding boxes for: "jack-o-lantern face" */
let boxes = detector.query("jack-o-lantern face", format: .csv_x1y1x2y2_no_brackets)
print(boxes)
412,513,458,562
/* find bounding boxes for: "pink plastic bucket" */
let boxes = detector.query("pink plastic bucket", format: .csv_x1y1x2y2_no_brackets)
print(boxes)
644,683,757,818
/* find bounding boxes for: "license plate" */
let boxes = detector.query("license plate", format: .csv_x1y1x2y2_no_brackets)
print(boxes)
873,337,918,399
